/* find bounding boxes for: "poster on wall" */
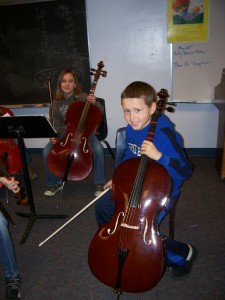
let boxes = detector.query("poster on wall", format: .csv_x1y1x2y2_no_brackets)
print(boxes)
168,0,209,43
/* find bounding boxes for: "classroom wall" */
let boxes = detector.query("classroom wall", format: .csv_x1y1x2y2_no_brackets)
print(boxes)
10,0,220,152
11,102,218,152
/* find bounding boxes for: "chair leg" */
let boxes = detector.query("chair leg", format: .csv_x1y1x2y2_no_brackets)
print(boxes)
169,207,176,239
101,140,115,160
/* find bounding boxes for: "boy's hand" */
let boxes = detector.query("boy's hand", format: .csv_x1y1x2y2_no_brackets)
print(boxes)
141,140,162,161
104,180,112,190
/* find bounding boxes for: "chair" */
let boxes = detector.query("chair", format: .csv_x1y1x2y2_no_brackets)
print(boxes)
95,98,115,159
114,127,175,239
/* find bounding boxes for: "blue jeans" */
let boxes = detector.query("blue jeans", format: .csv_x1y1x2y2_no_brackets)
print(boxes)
0,212,19,279
43,134,106,187
95,190,189,267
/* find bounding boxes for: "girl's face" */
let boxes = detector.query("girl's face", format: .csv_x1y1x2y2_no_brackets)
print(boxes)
60,73,76,97
122,97,156,130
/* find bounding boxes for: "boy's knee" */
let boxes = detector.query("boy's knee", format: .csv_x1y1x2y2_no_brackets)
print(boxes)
94,189,115,224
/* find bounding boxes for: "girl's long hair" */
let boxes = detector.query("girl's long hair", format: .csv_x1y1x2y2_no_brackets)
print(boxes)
55,69,81,101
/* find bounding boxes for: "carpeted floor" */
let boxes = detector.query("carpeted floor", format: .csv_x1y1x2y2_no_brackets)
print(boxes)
0,155,224,300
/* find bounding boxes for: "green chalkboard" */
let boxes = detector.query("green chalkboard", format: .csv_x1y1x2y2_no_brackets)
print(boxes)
0,0,90,106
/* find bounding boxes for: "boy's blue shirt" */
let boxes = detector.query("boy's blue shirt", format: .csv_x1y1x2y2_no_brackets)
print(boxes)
122,114,193,198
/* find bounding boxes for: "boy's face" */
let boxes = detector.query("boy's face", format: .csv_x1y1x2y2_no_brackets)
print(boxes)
122,97,156,130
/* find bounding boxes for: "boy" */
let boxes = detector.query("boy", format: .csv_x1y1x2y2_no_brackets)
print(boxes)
95,81,197,277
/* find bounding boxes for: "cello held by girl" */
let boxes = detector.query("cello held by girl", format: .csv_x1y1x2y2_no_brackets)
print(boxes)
43,69,106,197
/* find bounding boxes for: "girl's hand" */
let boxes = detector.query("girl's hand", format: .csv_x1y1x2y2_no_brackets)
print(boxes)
141,140,162,161
50,137,58,144
87,94,96,104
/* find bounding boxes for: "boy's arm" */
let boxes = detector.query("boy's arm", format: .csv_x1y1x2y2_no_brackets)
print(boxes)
157,151,192,181
156,127,193,182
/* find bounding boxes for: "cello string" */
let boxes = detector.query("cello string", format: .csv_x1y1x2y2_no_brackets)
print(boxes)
119,157,146,249
118,107,159,250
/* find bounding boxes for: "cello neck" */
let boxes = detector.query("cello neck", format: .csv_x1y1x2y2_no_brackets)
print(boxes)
75,61,107,132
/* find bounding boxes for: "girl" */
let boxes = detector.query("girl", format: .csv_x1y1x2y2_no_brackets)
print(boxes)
43,70,106,196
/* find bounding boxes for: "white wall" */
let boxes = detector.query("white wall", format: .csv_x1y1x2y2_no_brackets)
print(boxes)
11,0,220,150
85,0,219,150
165,103,218,149
11,103,218,150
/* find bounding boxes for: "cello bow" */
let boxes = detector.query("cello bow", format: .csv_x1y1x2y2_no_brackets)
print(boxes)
38,187,110,247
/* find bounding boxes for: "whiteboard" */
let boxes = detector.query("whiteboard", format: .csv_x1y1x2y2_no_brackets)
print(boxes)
172,0,225,103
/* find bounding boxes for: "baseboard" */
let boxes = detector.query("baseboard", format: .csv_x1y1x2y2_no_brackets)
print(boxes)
28,148,217,156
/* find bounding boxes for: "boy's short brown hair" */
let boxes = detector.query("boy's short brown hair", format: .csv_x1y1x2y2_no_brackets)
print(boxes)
121,81,157,107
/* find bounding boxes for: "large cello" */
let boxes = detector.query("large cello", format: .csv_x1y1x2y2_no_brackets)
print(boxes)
0,107,23,175
88,90,172,296
47,61,107,181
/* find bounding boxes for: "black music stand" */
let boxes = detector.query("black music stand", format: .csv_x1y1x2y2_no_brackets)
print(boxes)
0,115,68,244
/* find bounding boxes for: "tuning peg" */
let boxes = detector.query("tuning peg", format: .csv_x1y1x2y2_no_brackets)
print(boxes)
165,106,175,113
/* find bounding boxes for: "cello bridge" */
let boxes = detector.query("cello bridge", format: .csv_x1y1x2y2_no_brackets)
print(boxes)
120,223,139,230
71,139,81,143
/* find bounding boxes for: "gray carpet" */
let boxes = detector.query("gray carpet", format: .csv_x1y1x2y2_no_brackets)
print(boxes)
0,155,224,300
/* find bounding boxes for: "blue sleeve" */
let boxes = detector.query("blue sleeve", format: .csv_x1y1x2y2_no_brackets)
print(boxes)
156,127,193,195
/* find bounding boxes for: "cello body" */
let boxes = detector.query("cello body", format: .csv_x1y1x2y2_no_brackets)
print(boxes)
47,101,102,181
0,106,23,175
88,158,172,293
0,139,23,175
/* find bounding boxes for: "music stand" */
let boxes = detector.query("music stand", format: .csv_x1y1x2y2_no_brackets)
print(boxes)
0,115,68,244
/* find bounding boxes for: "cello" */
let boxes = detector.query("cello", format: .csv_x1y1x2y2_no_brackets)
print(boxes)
88,89,172,296
0,107,23,175
47,61,107,181
0,107,29,205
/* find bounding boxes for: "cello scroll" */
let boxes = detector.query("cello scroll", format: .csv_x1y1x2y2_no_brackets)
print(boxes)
89,61,107,95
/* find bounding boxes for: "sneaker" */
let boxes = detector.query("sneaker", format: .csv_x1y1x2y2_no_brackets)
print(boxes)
171,244,198,278
44,183,63,196
94,184,104,197
6,276,21,299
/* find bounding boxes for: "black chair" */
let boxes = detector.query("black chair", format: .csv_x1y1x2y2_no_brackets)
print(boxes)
115,127,175,239
95,98,115,159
